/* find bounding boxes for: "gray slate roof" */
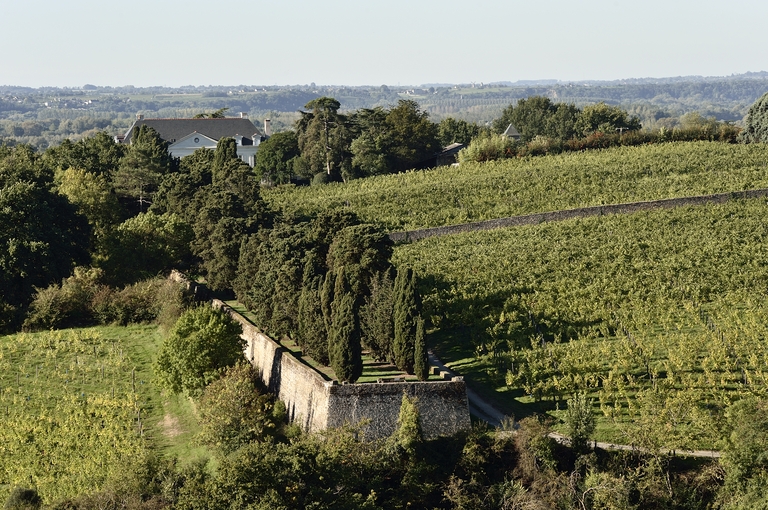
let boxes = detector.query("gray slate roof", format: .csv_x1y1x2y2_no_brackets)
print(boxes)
502,123,521,139
122,118,262,144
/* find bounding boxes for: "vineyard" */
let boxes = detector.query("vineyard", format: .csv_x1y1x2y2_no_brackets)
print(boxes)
263,141,768,231
393,198,768,450
0,325,202,504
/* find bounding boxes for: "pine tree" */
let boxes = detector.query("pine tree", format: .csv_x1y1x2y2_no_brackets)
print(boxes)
413,316,428,381
393,267,418,374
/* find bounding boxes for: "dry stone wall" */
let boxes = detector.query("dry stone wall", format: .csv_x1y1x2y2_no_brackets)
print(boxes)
210,299,471,440
389,188,768,243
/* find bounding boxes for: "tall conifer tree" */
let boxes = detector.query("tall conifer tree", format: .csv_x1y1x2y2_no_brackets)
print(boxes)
393,267,418,374
414,316,428,381
328,270,362,382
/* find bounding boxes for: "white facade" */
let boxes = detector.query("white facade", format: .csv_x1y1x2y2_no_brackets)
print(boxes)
169,132,261,167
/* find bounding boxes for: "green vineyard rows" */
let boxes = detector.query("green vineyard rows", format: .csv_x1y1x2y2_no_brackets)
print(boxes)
0,326,195,504
264,141,768,231
393,198,768,449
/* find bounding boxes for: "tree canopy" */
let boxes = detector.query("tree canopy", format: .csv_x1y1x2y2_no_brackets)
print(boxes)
740,91,768,143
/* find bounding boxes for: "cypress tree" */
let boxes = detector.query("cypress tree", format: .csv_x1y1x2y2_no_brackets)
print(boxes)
297,251,329,363
320,270,335,335
393,267,417,374
414,316,428,381
298,275,329,365
360,270,395,362
328,270,362,382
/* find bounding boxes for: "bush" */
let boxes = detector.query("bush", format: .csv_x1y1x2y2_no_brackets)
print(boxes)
92,278,183,326
197,364,286,454
23,267,103,330
458,134,517,163
312,171,331,185
4,488,41,510
154,305,245,396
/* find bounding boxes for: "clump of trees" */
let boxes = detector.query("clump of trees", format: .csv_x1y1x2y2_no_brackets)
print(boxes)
255,97,444,184
234,209,427,383
459,96,740,163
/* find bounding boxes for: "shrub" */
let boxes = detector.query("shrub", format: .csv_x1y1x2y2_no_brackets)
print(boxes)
23,267,103,330
4,488,41,510
154,305,245,396
197,364,285,454
458,134,517,163
92,278,164,326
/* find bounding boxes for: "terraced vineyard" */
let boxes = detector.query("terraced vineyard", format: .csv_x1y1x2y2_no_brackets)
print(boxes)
263,142,768,231
0,326,204,504
393,198,768,449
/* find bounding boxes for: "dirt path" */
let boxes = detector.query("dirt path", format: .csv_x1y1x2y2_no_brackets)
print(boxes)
429,351,722,458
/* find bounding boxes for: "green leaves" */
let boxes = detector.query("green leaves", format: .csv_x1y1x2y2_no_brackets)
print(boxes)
154,306,245,397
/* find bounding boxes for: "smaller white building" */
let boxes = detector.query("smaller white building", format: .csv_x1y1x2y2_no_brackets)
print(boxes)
119,114,266,167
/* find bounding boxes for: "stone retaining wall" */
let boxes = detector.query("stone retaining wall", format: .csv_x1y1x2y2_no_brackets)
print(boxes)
210,298,471,440
389,188,768,243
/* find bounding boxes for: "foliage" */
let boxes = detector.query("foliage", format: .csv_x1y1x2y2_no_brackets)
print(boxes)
575,101,642,136
0,327,154,505
491,95,580,142
4,488,41,510
393,267,419,374
23,266,104,330
42,131,125,177
565,393,595,454
23,273,188,330
112,125,176,213
197,364,285,454
328,271,363,383
457,133,517,163
720,397,768,491
154,305,244,396
438,117,484,146
254,130,300,184
193,107,229,119
393,393,422,454
326,223,392,301
739,91,768,143
99,211,193,285
297,273,329,364
0,166,91,331
413,316,428,381
296,97,350,180
359,270,395,362
56,167,123,240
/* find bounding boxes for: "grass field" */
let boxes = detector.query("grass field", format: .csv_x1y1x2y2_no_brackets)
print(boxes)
0,325,208,503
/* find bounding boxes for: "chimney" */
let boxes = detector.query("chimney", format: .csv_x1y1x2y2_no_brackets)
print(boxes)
136,113,144,120
240,112,248,119
264,119,272,137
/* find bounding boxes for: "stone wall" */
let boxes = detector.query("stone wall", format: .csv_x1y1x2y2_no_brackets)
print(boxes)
211,299,471,440
389,188,768,243
327,379,471,440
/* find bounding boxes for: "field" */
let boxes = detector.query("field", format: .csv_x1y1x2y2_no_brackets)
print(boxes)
0,325,206,504
393,198,768,449
263,142,768,231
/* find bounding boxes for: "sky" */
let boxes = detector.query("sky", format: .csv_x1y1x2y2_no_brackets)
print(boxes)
2,0,767,88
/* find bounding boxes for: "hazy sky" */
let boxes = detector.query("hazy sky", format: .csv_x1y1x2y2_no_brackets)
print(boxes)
2,0,766,87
